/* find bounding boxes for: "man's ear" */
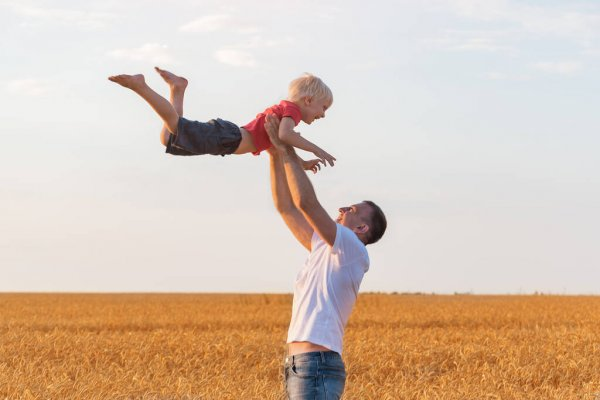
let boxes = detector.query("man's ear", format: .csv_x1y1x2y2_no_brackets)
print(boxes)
303,96,312,105
354,224,369,235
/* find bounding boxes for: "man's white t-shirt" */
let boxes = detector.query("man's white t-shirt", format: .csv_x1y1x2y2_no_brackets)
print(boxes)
287,224,370,355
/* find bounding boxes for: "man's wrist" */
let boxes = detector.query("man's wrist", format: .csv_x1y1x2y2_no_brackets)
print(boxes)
280,145,296,158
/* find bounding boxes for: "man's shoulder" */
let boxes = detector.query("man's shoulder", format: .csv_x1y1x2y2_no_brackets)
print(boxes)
337,224,362,242
335,224,370,271
311,224,367,252
334,224,367,253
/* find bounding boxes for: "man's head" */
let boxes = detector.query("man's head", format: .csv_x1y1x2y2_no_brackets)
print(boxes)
336,201,387,245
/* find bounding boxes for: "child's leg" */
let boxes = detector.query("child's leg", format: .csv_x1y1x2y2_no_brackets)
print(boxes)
154,67,188,146
108,74,179,135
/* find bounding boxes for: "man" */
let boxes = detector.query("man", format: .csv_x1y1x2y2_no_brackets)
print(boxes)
264,115,387,399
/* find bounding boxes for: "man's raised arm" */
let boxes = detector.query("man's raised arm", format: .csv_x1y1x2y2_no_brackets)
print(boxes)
265,115,337,247
268,147,314,251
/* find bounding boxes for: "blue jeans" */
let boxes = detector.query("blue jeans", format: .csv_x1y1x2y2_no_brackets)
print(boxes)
284,351,346,400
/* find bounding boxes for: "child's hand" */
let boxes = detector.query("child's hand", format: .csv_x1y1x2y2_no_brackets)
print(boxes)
302,159,322,174
313,148,336,167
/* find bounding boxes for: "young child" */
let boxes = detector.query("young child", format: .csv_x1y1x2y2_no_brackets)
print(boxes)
108,68,336,170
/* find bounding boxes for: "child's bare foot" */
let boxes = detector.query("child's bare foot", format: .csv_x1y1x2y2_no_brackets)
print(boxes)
108,74,146,91
154,67,188,91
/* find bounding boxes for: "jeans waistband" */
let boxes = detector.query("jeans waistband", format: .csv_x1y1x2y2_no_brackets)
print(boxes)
285,351,341,364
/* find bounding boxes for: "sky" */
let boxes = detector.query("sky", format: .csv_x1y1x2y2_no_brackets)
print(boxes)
1,0,599,294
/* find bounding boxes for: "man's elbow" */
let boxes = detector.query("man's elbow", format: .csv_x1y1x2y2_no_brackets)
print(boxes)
274,200,294,214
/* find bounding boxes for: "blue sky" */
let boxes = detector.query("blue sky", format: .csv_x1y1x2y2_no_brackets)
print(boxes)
1,0,599,293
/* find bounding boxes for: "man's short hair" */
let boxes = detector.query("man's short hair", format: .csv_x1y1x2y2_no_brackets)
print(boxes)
363,200,387,245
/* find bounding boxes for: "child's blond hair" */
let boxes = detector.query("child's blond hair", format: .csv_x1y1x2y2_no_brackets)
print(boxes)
288,73,333,104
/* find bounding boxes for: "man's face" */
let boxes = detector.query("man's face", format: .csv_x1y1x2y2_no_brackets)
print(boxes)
336,202,371,230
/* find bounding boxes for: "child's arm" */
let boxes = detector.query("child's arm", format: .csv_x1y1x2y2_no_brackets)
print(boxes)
278,117,336,167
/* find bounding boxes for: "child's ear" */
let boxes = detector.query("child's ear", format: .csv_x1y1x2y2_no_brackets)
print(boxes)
303,96,312,105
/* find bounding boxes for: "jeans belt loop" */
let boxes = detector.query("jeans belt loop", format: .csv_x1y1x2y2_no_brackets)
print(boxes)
320,351,326,363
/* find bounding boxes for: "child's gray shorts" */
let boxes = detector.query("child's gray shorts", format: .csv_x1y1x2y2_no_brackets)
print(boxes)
166,117,242,156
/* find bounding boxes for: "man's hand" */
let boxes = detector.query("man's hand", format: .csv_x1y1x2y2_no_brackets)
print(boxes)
265,114,287,150
266,146,278,156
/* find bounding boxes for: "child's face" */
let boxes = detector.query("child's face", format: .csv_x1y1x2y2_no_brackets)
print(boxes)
300,96,332,124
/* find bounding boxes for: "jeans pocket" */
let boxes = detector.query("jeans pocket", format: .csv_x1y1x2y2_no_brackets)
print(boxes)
322,362,346,400
291,360,318,378
322,359,346,375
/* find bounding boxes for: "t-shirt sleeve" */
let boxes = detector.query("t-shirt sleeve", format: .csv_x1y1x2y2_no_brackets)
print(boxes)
332,224,370,272
281,103,302,126
311,230,320,249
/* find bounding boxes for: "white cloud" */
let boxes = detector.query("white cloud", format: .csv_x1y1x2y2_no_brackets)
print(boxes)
441,0,509,20
4,79,51,96
179,14,230,32
434,0,600,43
423,1,600,67
519,11,600,40
210,35,292,67
448,37,513,52
346,61,380,71
582,45,600,56
315,5,343,20
3,2,115,30
424,29,516,54
531,61,582,76
179,13,288,68
214,49,257,68
179,14,258,34
107,43,175,65
482,71,531,81
233,35,294,49
484,72,508,80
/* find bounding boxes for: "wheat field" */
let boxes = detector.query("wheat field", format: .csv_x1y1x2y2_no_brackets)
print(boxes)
1,293,599,399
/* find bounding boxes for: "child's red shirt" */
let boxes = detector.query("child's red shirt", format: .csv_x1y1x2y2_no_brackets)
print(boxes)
242,100,302,155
